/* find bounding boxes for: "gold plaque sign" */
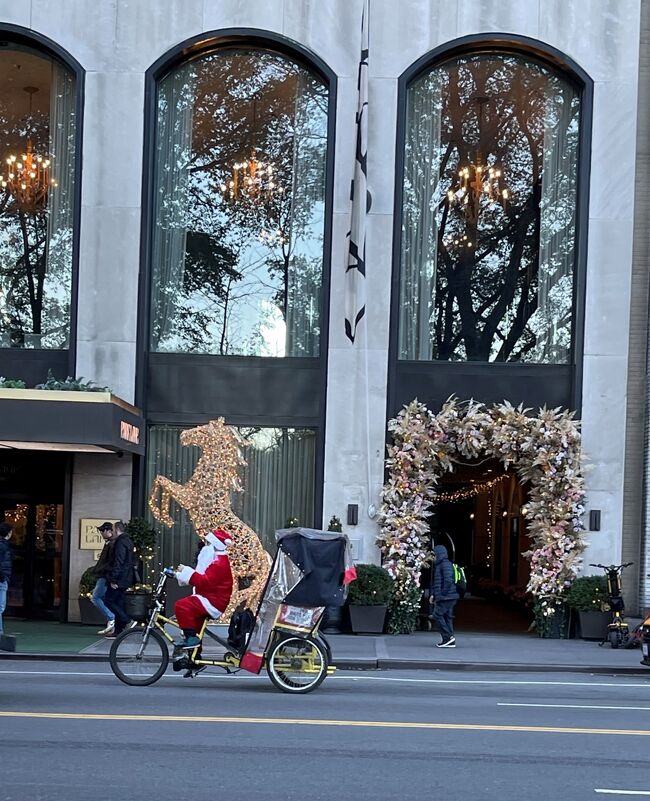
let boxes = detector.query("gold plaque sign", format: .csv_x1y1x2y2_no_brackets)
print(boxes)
79,518,119,550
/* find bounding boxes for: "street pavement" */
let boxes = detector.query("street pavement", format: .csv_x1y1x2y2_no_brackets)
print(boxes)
1,660,650,801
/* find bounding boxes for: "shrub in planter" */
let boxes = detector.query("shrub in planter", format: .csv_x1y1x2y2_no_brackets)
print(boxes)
566,575,610,640
348,564,393,634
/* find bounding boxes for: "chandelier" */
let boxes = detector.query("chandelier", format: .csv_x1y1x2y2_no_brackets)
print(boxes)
219,151,283,202
445,96,509,229
1,87,55,214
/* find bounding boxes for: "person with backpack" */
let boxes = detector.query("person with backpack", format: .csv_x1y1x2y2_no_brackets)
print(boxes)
104,521,136,637
429,543,459,648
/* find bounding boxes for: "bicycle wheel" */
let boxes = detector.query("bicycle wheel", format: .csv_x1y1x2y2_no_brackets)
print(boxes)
609,630,621,649
266,635,328,694
109,627,169,686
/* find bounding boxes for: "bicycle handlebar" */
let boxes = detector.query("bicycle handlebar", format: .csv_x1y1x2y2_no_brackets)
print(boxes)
589,562,633,571
163,567,175,577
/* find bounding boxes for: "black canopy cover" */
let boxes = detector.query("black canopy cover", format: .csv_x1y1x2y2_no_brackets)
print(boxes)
276,528,351,607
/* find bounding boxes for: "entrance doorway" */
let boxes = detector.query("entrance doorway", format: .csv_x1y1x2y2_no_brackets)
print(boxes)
428,460,532,633
0,451,68,620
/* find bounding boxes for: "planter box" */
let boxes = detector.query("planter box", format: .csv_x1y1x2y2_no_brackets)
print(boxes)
349,604,387,634
78,596,107,626
578,610,610,640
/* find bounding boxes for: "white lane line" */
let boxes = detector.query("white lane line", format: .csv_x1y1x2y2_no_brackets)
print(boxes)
1,669,650,689
500,703,650,711
594,790,650,795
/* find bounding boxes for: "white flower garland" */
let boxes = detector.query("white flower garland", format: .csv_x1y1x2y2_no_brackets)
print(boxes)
377,398,587,623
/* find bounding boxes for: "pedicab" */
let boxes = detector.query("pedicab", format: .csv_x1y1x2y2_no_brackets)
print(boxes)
108,527,355,694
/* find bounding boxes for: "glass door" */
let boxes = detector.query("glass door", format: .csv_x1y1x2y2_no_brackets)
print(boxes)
0,452,67,620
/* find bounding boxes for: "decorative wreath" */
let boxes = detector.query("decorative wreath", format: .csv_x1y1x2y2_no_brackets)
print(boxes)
377,398,587,633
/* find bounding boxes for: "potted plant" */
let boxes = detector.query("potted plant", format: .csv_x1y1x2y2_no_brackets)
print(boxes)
347,563,393,634
566,575,610,640
78,566,106,625
124,517,156,621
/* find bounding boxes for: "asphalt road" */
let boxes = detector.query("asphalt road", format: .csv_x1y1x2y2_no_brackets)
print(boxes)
1,662,650,801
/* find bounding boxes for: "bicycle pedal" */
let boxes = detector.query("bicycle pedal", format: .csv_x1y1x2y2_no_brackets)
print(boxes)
183,666,207,679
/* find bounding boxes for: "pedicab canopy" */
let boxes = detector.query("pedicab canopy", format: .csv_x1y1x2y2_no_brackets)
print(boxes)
239,528,357,674
276,527,357,607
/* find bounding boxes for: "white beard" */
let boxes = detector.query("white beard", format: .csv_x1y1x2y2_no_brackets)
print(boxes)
196,542,218,574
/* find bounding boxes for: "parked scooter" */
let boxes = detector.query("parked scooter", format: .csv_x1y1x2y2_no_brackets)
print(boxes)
589,562,633,648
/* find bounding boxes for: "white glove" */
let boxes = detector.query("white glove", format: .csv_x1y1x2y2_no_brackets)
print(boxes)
175,565,194,586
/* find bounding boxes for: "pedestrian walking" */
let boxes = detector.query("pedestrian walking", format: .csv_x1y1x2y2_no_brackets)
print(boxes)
0,522,13,635
91,522,116,636
103,521,136,638
429,543,459,648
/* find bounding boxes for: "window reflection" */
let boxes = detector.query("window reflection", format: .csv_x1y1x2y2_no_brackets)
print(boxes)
150,48,328,357
399,53,580,363
0,45,76,350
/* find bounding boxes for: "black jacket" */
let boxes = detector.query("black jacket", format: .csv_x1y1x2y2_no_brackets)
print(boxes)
93,542,114,578
431,544,459,602
107,535,135,589
0,537,12,584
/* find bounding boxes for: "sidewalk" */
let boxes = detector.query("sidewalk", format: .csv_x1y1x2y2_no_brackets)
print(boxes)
1,620,648,675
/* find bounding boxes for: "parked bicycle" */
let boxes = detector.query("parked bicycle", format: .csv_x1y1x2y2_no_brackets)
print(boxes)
589,562,633,648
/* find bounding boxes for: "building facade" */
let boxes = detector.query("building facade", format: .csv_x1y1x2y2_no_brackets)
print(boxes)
0,0,646,623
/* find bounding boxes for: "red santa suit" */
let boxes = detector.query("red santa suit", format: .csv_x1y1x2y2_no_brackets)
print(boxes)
174,529,234,633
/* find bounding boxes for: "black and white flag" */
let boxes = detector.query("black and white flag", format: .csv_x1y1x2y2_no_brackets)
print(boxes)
345,0,369,344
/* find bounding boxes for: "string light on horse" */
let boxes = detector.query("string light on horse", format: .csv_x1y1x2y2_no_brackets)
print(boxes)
148,418,271,620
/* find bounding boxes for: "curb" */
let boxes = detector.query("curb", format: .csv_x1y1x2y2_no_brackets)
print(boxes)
1,652,649,675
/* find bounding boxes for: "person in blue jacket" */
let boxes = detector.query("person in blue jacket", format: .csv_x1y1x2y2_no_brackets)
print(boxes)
0,522,13,635
429,543,459,648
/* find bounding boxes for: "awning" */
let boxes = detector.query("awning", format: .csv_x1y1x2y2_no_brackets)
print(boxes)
0,389,145,455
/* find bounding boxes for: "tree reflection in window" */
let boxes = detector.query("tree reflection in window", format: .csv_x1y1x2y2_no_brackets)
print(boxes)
0,47,76,350
150,48,328,357
399,53,580,363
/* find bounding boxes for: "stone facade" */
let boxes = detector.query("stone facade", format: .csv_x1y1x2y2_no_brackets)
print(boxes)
4,0,646,612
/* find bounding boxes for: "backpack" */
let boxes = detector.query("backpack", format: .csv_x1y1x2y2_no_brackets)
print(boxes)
227,607,255,653
452,563,467,598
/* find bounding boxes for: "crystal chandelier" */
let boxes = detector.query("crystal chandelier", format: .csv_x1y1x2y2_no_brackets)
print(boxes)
446,160,508,227
219,151,283,202
445,96,509,229
1,87,55,214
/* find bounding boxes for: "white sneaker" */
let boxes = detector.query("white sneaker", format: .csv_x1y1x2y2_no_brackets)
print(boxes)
127,620,139,630
98,620,115,636
436,637,456,648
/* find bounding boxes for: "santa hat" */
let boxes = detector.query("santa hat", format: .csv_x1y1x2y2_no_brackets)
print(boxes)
204,529,233,552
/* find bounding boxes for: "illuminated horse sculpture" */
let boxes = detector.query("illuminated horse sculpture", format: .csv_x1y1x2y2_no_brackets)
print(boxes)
148,418,270,620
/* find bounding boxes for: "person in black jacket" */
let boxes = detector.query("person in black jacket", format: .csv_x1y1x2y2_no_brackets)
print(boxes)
91,522,116,636
0,522,13,635
429,543,459,648
103,521,136,637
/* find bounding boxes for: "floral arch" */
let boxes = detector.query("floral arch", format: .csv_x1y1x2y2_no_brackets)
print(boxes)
377,398,587,634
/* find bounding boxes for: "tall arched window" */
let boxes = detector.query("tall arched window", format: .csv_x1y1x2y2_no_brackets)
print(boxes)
398,50,581,363
150,47,329,357
0,42,77,350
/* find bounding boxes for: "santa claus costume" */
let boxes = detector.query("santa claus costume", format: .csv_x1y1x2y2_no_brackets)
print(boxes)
174,529,234,648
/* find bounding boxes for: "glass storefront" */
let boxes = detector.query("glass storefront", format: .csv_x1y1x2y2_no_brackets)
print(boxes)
0,451,67,619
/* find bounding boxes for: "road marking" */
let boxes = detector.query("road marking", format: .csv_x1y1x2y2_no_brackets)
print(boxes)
499,703,650,711
1,669,649,689
594,791,650,796
1,710,650,736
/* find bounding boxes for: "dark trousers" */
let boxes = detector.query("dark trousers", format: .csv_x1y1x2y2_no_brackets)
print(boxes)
433,599,456,639
104,585,130,632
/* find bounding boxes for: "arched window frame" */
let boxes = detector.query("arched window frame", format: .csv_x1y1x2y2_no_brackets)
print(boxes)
389,34,593,413
0,23,84,381
137,30,337,395
135,30,337,526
